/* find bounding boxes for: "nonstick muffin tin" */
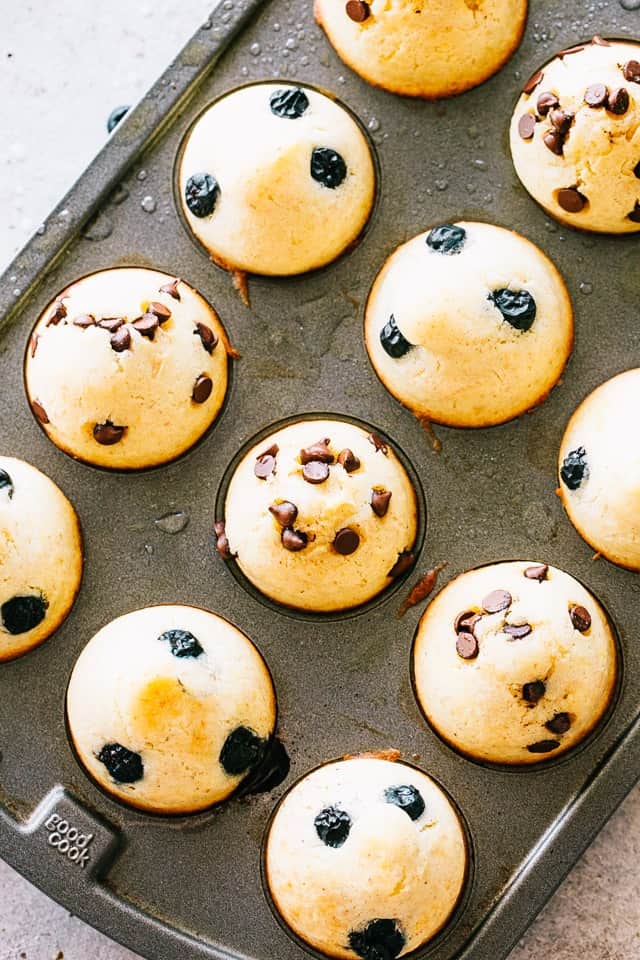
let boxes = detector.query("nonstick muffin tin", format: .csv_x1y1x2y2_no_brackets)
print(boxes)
1,1,640,959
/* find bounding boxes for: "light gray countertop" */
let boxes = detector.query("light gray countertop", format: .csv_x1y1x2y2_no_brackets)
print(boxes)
1,2,639,958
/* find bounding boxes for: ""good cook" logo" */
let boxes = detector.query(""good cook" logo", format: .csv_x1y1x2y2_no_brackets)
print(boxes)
44,813,94,869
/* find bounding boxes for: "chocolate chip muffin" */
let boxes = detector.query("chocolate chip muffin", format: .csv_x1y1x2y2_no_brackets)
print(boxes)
364,222,573,428
265,755,467,958
219,419,418,613
178,83,375,276
66,605,276,814
559,368,640,570
413,561,617,765
511,37,640,232
0,457,82,661
24,268,229,470
315,0,527,99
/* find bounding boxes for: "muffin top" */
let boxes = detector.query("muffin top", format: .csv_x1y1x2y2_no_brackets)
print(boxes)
265,755,467,959
222,419,418,612
0,457,82,661
178,83,375,276
25,268,228,470
413,561,617,764
314,0,527,99
364,222,573,427
559,368,640,570
67,605,276,814
510,38,640,232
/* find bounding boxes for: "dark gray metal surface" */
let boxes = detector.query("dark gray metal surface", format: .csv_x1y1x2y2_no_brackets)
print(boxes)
1,1,639,959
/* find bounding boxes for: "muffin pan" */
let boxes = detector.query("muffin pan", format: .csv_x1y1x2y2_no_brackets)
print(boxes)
1,1,640,959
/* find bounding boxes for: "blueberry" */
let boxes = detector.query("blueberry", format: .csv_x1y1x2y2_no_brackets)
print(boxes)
219,726,266,776
379,315,413,359
185,173,220,218
97,743,144,783
158,629,204,659
348,919,405,960
314,805,352,848
1,595,47,635
560,446,588,491
106,105,130,133
270,87,310,119
426,224,466,255
490,288,537,332
310,147,347,189
0,469,13,498
383,784,425,821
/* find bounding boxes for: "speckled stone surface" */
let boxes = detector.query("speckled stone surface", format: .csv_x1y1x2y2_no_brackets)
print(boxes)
2,2,640,959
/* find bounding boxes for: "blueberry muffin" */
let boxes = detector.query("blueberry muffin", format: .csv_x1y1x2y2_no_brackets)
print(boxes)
315,0,527,99
510,37,640,232
24,268,229,470
178,83,375,276
413,561,617,764
364,222,573,428
0,457,82,661
219,419,418,612
558,368,640,570
265,755,467,958
67,605,276,814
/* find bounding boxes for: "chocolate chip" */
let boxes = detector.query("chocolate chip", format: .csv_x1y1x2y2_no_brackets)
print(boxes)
300,438,334,464
482,589,512,614
456,632,479,660
623,60,640,83
557,187,587,213
45,298,67,326
523,70,544,95
302,460,330,484
147,301,172,323
132,314,159,339
93,421,126,445
367,432,388,454
269,501,298,527
527,740,560,754
31,399,49,424
558,43,586,57
546,712,571,734
214,520,232,559
337,448,360,472
371,488,392,518
550,109,573,134
607,87,630,115
584,83,608,108
29,333,39,357
388,551,415,578
518,113,536,140
194,322,218,354
504,623,532,640
569,604,591,632
255,444,278,480
536,91,559,115
524,564,548,582
192,374,213,403
345,0,370,22
454,610,482,635
73,313,96,328
282,527,308,551
628,202,640,223
159,278,181,300
333,527,360,555
110,327,131,352
97,317,123,332
0,469,13,498
543,130,565,155
523,680,546,703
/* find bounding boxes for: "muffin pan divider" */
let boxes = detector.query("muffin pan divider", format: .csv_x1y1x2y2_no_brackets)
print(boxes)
2,2,640,959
